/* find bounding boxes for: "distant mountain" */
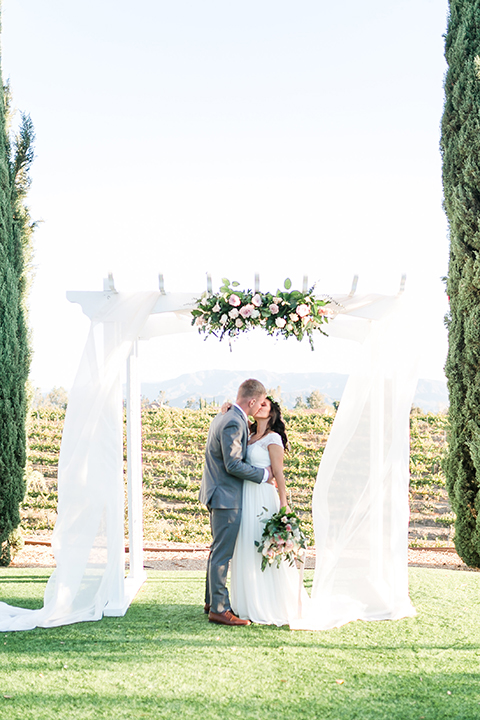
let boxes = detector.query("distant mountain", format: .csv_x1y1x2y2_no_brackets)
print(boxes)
138,369,448,413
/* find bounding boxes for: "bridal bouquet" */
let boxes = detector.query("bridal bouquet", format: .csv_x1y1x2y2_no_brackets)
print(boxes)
255,506,308,572
191,278,335,350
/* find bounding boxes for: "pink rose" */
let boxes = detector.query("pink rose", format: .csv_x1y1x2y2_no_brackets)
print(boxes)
228,294,241,307
296,304,310,318
319,307,334,318
251,293,262,307
239,303,255,318
269,303,279,314
285,540,294,551
273,296,282,304
235,318,244,328
275,318,286,328
289,313,299,322
195,316,206,326
285,524,292,532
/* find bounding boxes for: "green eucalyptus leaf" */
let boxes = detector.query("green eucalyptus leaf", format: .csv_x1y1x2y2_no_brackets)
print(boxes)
221,278,230,287
232,281,240,287
284,278,292,290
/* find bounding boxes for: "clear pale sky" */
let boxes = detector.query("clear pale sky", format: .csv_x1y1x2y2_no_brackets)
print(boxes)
2,0,450,390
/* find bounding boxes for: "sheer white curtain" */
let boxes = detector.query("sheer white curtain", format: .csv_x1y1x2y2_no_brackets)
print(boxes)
0,292,159,630
291,294,419,630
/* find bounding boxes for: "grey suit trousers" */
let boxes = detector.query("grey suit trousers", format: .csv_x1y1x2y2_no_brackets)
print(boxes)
205,507,242,613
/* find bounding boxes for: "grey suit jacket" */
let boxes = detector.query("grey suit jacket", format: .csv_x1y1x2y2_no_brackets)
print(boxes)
199,406,264,509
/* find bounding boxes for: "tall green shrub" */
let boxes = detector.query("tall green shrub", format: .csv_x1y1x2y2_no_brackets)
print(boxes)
0,55,35,563
442,1,480,567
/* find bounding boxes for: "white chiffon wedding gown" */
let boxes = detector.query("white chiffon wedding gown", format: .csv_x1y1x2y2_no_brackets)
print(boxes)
230,433,310,626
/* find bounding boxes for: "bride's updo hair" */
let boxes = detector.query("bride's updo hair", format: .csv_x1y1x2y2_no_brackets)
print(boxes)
251,397,289,450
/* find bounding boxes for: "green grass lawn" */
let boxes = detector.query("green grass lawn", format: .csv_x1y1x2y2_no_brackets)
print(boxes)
0,568,479,719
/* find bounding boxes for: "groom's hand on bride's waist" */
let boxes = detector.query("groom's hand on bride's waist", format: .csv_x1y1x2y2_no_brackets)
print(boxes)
264,466,275,485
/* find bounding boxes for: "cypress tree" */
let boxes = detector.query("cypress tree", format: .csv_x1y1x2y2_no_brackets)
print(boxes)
0,28,35,564
442,1,480,567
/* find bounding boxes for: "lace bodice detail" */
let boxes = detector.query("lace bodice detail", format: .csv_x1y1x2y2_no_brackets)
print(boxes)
246,432,283,469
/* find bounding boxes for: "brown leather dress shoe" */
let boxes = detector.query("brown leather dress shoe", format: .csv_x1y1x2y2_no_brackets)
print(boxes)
208,610,251,626
204,603,211,614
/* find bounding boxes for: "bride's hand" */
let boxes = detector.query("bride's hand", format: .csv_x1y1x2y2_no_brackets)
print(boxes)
221,401,232,414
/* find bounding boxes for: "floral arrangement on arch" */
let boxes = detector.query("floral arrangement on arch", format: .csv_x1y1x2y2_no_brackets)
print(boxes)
191,278,335,350
255,506,308,572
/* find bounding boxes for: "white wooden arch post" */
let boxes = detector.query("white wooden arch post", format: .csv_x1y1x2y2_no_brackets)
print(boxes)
67,275,198,616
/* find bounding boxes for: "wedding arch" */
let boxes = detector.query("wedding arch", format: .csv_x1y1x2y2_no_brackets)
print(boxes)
0,274,418,631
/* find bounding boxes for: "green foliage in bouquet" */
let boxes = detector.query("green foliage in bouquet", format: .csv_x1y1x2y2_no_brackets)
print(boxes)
442,1,480,568
255,506,308,571
191,278,334,350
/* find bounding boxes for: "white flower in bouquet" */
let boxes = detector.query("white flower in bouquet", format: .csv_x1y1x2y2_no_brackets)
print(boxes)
239,303,255,319
251,309,260,319
289,313,299,322
235,318,244,328
228,294,241,306
228,308,239,319
276,318,287,328
269,303,279,314
195,316,206,326
220,314,228,325
252,293,262,307
212,302,221,312
296,304,310,318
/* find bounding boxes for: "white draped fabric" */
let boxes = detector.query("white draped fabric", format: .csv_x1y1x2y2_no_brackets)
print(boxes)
0,288,418,632
291,293,418,630
0,292,159,630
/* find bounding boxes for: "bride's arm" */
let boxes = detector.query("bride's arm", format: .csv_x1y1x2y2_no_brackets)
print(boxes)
268,444,290,512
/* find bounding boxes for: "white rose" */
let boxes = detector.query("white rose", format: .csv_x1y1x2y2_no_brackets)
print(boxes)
251,309,260,319
251,293,262,307
220,314,228,325
212,303,221,312
235,318,244,328
296,304,310,318
228,308,239,319
289,313,299,322
276,318,287,328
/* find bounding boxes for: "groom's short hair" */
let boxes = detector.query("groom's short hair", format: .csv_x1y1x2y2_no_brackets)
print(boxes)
237,378,266,400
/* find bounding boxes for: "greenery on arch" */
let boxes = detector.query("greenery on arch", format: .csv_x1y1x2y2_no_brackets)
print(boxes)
191,278,334,350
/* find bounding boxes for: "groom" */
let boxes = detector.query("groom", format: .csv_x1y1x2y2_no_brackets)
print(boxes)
200,378,272,626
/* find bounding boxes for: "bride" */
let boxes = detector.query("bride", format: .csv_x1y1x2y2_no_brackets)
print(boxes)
230,397,309,625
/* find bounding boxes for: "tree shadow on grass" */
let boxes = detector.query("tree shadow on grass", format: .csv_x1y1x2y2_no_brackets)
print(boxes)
1,673,480,720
